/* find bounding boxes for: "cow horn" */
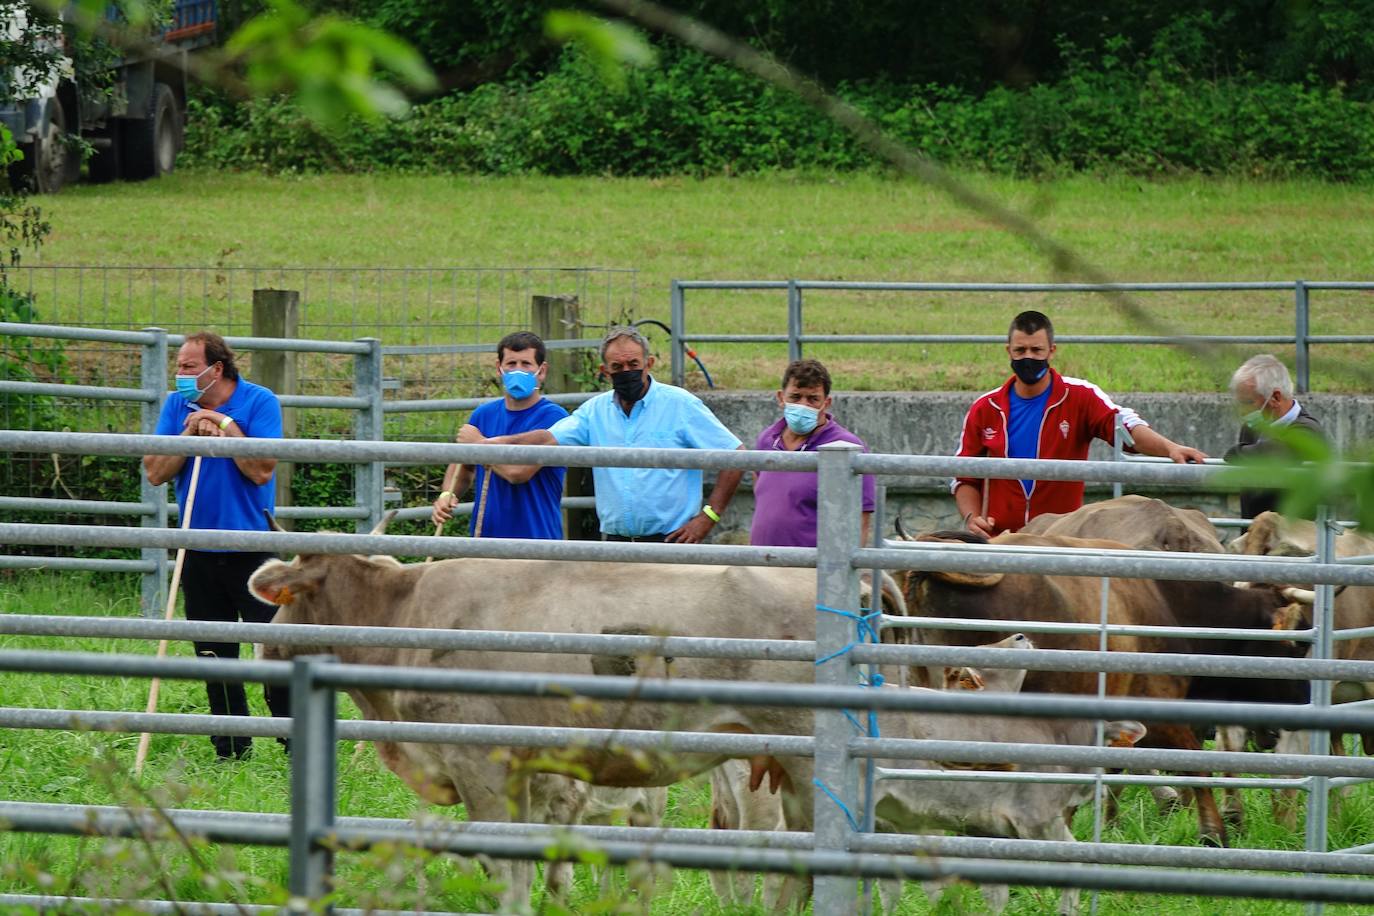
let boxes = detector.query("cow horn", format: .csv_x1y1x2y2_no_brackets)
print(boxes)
930,570,1005,588
264,509,287,533
1281,587,1316,605
369,510,399,537
894,516,910,540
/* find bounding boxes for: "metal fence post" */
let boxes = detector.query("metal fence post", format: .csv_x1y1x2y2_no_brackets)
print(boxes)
138,328,169,618
289,655,337,912
815,442,864,914
1295,280,1311,394
861,481,885,916
1305,505,1336,915
787,280,803,364
669,280,686,387
353,339,384,533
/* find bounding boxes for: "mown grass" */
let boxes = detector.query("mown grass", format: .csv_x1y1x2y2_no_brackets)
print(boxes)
4,571,1373,913
29,171,1374,393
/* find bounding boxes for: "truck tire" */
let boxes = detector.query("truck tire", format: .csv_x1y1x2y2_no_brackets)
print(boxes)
13,97,80,194
122,82,181,181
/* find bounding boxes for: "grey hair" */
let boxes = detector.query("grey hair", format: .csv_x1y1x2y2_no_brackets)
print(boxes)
1230,354,1293,400
600,325,650,361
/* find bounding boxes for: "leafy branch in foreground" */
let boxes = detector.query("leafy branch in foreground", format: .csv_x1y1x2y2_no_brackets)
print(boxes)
1219,425,1374,530
36,0,438,131
553,0,1374,522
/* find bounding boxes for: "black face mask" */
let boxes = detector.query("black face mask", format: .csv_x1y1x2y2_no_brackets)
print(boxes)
1010,357,1049,386
611,368,648,405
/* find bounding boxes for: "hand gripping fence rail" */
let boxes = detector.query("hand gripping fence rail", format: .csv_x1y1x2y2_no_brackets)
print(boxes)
5,431,1374,913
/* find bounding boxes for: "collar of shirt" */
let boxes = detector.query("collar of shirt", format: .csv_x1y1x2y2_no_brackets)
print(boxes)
1273,400,1302,428
764,414,839,451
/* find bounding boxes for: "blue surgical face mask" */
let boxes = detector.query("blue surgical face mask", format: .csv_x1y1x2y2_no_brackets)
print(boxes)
502,369,538,400
783,403,821,435
175,364,216,403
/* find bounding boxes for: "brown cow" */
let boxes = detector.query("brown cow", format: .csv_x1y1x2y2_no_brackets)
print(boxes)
1229,510,1374,826
1020,494,1225,554
903,530,1307,847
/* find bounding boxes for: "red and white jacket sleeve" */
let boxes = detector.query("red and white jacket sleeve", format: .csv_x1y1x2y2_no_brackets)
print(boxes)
950,399,987,495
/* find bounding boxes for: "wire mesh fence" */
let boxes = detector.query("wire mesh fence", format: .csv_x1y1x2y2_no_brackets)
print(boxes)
0,265,637,505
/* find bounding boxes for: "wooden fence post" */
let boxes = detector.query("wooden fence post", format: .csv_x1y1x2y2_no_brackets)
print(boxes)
531,295,597,540
253,288,299,529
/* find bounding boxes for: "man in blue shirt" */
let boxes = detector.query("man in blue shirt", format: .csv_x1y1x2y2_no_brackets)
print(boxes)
431,331,568,539
142,332,288,761
460,326,745,543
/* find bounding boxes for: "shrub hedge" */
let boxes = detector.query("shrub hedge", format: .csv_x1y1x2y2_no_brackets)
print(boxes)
183,45,1374,180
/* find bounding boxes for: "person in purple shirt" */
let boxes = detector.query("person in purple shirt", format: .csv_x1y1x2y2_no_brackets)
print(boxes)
749,359,876,547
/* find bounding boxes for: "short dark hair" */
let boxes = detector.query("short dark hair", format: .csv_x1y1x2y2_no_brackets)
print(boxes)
184,332,240,381
497,331,546,365
780,358,832,395
1009,310,1054,344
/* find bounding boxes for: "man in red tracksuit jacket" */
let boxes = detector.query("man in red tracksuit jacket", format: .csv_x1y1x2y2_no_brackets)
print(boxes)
953,310,1208,537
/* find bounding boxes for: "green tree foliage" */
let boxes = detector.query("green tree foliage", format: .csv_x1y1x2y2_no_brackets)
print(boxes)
227,0,1374,97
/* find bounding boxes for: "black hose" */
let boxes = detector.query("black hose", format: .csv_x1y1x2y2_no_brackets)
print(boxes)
631,318,714,388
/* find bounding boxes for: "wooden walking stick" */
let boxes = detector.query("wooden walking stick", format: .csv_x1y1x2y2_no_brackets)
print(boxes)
471,466,492,540
426,465,492,563
134,454,202,777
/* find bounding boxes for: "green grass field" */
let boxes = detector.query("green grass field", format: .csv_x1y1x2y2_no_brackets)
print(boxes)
4,572,1374,914
26,171,1374,393
7,172,1374,910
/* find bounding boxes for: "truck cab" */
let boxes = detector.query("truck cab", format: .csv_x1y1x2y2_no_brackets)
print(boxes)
2,1,218,193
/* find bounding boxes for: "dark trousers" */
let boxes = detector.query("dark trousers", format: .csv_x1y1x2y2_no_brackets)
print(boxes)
181,550,290,758
602,533,669,543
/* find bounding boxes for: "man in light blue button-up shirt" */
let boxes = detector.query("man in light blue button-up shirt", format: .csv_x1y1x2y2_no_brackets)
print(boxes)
459,327,745,542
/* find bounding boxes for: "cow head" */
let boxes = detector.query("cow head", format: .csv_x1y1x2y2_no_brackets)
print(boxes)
1230,512,1317,558
942,633,1034,692
249,510,401,623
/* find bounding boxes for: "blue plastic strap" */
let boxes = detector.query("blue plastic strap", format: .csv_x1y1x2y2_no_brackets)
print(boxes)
815,605,887,739
813,778,861,832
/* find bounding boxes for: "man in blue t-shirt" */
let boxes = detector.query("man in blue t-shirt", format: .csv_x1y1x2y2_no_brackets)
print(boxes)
143,331,288,761
431,331,568,539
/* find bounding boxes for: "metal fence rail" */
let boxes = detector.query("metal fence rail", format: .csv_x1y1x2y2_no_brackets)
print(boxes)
0,321,609,613
3,431,1372,913
668,279,1374,392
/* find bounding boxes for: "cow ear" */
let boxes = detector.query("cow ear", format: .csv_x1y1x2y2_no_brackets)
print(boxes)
958,668,986,691
1273,601,1309,633
249,558,326,606
1105,721,1147,748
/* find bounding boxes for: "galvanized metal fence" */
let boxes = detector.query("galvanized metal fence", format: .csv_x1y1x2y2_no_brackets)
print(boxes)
1,265,637,498
0,322,606,614
667,279,1374,393
3,430,1374,913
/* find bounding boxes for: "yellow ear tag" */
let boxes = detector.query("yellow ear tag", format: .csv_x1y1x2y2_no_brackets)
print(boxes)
276,586,295,605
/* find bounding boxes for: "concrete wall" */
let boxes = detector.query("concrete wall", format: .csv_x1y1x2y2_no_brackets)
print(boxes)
697,390,1372,541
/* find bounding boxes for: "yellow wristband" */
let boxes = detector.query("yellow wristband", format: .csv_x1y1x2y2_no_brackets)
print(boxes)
701,504,720,523
218,416,233,430
439,490,454,501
